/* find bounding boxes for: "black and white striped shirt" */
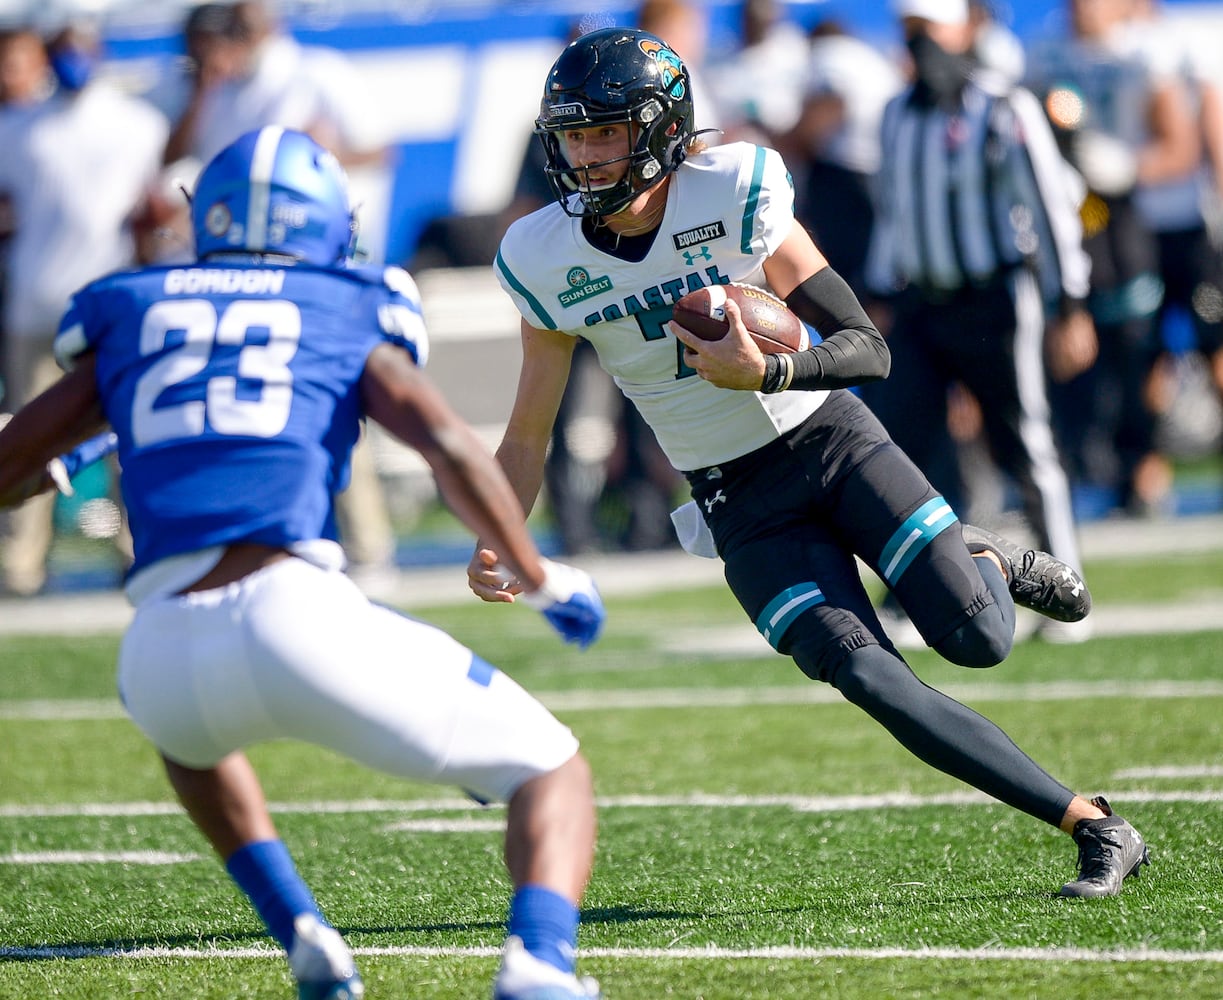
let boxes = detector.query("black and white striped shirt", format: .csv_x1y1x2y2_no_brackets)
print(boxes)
865,71,1090,307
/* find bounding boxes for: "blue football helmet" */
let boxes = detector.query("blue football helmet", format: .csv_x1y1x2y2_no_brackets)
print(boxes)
191,126,356,265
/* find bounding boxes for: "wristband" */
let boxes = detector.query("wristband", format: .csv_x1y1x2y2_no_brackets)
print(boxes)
777,353,795,391
760,353,794,394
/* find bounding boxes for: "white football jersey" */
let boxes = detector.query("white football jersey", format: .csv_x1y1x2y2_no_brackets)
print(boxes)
495,142,826,472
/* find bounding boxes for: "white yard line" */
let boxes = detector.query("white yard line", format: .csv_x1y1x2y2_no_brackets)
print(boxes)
1,942,1221,963
0,850,204,864
5,678,1223,721
3,788,1222,820
381,817,506,833
1115,764,1223,779
543,680,1223,711
0,699,128,720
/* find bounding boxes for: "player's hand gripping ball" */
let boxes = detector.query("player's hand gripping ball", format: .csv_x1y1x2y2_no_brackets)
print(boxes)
672,282,810,354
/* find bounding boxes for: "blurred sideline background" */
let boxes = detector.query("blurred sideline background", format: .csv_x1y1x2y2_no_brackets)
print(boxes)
1,0,1221,592
3,0,1213,269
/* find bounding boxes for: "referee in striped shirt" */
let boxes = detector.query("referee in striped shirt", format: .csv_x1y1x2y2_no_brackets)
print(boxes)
862,0,1097,639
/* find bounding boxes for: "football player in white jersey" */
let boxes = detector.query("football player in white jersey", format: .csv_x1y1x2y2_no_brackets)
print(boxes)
0,127,604,1000
470,26,1149,900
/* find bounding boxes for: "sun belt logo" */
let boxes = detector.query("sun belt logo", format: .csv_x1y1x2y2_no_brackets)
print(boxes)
558,265,614,307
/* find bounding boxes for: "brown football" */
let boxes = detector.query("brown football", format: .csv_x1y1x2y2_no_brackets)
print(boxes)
672,282,810,354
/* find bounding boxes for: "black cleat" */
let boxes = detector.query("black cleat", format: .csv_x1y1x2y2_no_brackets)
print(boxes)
1059,796,1150,898
962,523,1092,623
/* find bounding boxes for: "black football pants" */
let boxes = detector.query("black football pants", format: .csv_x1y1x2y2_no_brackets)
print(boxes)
685,390,1075,828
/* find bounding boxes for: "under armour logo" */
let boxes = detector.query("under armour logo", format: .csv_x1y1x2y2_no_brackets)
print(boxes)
683,246,712,265
704,490,727,513
1061,567,1083,596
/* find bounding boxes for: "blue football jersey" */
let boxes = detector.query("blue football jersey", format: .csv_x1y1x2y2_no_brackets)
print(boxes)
53,261,428,577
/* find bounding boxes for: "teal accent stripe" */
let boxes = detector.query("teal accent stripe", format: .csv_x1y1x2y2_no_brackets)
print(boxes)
879,498,958,585
495,249,557,330
757,583,825,650
740,145,767,254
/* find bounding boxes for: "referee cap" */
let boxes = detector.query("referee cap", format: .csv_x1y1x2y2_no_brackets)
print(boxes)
893,0,969,23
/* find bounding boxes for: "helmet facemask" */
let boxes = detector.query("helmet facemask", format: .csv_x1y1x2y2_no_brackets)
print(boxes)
536,28,694,221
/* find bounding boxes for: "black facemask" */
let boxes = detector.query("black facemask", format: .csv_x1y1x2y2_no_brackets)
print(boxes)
907,33,971,108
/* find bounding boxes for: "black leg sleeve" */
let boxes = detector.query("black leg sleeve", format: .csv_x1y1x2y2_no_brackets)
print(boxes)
828,643,1074,828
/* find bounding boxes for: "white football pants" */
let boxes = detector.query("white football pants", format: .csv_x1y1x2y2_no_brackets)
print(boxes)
118,556,578,803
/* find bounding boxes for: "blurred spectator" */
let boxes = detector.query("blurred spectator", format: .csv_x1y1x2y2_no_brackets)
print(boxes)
635,0,719,137
0,26,54,407
969,1,1026,84
144,2,239,139
128,163,196,267
1026,0,1200,516
130,4,236,266
936,4,1032,521
1126,0,1223,479
163,0,398,585
784,17,903,298
0,25,52,106
0,19,167,595
164,0,383,171
862,0,1093,641
704,0,809,145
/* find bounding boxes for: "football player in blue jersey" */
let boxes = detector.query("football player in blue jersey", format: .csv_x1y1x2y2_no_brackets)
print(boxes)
471,26,1148,902
0,126,605,1000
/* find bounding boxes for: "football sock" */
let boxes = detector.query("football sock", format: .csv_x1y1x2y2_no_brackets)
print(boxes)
225,839,322,951
507,884,579,974
972,551,1017,630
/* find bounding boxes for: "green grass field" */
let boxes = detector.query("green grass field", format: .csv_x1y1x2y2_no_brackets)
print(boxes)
1,545,1221,999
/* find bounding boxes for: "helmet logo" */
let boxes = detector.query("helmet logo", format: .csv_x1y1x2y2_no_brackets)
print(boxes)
204,202,231,238
638,39,686,100
550,102,585,118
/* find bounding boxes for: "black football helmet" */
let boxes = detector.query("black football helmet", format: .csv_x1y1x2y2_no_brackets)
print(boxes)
535,26,696,219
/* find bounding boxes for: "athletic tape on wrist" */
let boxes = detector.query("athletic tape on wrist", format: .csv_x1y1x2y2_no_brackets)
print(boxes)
777,353,795,391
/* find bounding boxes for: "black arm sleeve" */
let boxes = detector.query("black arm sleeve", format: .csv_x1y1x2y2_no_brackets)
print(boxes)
772,267,891,391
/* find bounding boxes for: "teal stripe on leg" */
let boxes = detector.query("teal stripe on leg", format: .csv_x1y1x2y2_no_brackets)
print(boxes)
879,498,958,586
757,583,826,650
